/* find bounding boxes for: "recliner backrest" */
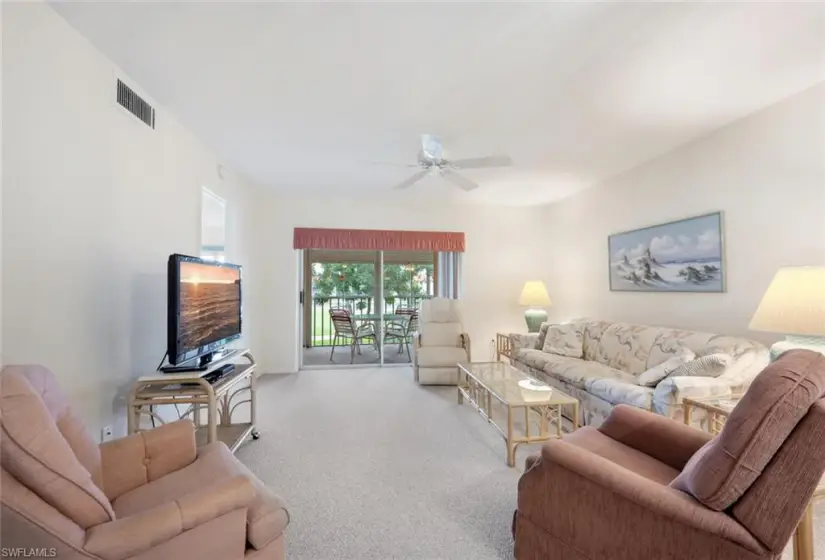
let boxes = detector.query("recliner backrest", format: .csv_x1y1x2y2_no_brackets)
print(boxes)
732,399,825,554
0,366,114,529
419,298,463,324
3,365,103,487
670,350,825,512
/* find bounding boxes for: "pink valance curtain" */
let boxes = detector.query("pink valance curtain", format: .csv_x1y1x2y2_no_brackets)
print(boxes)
293,228,465,253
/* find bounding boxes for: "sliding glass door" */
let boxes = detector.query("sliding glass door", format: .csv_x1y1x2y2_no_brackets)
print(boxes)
302,249,379,367
382,252,434,365
301,249,433,368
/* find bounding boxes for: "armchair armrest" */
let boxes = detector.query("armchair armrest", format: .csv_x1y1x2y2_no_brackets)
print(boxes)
519,440,765,556
652,376,733,419
459,332,471,361
85,475,254,560
598,404,712,471
100,419,197,501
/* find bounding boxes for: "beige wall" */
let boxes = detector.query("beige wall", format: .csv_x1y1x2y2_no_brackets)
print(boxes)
539,83,825,343
2,2,263,438
250,196,548,373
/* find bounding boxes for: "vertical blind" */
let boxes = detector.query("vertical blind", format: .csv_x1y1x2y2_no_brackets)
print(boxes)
436,252,462,299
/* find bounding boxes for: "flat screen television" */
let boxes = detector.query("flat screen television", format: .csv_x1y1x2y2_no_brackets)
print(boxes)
167,254,242,366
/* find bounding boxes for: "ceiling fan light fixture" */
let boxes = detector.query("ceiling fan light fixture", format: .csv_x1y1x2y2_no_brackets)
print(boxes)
420,133,443,162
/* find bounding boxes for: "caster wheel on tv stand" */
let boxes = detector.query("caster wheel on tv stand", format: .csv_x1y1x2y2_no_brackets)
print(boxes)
251,429,261,440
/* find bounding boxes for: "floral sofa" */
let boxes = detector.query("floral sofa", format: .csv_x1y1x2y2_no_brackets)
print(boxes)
508,320,769,427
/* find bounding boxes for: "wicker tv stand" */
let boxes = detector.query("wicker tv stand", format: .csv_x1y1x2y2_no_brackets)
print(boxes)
127,348,259,453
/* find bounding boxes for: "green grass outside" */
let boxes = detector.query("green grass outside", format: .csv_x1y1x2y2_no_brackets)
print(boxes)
312,302,335,344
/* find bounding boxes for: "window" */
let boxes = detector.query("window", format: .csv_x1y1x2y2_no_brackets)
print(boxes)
201,188,226,262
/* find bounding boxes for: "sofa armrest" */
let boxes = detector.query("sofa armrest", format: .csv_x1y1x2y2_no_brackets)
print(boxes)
518,440,765,556
509,333,538,351
85,475,254,560
717,348,770,389
598,404,713,471
652,376,733,419
100,419,197,501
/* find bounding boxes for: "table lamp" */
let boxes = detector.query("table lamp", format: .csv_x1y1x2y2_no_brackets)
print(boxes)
749,266,825,361
518,281,552,333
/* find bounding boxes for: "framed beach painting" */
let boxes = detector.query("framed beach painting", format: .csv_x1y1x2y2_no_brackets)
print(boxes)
608,212,725,293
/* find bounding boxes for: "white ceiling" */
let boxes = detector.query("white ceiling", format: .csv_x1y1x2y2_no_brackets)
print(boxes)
51,1,825,206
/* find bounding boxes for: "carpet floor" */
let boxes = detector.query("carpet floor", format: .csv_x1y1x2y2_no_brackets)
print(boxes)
302,345,413,366
236,367,824,560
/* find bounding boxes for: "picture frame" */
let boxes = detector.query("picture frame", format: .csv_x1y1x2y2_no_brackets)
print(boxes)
608,211,725,293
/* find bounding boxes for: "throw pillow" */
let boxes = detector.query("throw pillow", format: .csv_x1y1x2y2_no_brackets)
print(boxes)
668,353,732,379
533,323,552,350
636,348,696,387
542,324,583,359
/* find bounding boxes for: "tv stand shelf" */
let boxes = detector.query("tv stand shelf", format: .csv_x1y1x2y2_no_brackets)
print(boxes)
127,349,259,453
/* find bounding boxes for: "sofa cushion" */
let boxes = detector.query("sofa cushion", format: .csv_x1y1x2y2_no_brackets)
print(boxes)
547,359,635,390
0,369,115,529
698,335,767,361
669,353,732,379
416,346,467,368
534,323,552,350
420,322,461,347
113,442,289,550
590,323,661,375
582,320,613,362
542,324,583,358
584,377,653,410
646,329,715,369
511,348,564,373
671,350,825,511
636,349,695,387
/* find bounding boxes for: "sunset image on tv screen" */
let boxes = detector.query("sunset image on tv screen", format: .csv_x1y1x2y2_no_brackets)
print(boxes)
178,261,241,351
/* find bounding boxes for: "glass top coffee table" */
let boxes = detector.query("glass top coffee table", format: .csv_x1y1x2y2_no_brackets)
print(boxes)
457,361,579,467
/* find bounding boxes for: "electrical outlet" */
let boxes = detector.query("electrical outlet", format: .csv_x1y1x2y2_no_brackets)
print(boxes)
101,425,113,442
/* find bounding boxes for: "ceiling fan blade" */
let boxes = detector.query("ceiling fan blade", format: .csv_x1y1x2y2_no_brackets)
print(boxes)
442,169,479,191
363,160,421,168
392,169,430,190
449,155,513,169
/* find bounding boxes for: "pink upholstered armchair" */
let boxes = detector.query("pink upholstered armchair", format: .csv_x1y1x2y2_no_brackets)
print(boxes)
514,350,825,560
1,365,289,559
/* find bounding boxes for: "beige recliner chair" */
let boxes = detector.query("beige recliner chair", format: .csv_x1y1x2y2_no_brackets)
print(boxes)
412,298,471,385
1,365,289,559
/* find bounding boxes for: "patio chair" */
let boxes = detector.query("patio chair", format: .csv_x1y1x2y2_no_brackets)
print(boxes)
329,308,376,364
384,308,418,360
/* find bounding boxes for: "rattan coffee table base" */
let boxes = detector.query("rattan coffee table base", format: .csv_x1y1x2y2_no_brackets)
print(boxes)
457,362,579,467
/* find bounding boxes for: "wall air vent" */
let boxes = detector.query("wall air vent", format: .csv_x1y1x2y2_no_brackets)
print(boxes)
116,79,155,129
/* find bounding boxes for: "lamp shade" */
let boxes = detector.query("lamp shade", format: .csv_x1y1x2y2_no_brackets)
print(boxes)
518,281,552,307
749,266,825,336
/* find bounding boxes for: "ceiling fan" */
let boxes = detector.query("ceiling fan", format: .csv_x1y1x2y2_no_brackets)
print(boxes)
377,134,513,191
